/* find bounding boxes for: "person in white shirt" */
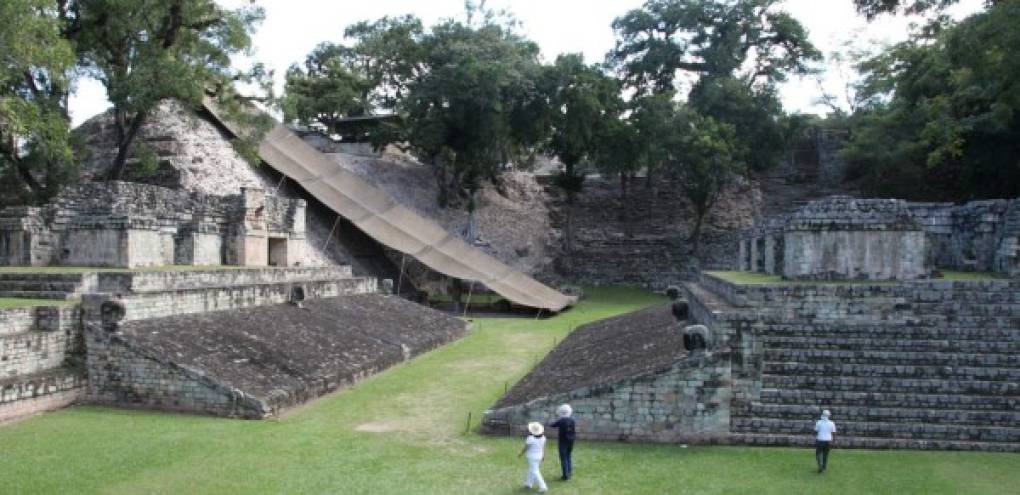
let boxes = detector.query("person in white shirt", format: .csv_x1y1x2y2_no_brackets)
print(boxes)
814,409,837,473
518,422,548,492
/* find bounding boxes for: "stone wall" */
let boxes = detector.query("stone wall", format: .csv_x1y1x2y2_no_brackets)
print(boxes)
94,266,353,293
0,182,307,268
0,305,84,422
907,199,1020,274
84,322,268,418
547,177,756,289
84,274,376,323
483,352,732,443
745,197,1020,279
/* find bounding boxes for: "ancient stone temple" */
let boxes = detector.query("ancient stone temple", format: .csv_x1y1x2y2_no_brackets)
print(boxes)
740,196,1020,280
0,181,306,268
739,197,927,280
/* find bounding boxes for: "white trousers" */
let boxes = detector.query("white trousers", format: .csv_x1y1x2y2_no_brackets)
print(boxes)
525,456,548,492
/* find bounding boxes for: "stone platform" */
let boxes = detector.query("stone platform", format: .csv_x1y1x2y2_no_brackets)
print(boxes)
482,306,734,442
87,294,467,418
0,265,395,421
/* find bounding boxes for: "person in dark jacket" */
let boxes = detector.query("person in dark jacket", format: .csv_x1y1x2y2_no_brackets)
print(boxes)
547,404,576,481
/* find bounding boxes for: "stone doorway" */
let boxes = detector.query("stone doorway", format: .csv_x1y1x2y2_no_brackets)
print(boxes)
268,237,288,267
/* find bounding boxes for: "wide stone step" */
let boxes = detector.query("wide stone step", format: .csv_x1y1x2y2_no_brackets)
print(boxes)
759,324,1020,341
761,375,1020,396
0,281,81,292
744,403,1020,427
759,388,1018,410
764,348,1020,367
911,302,1020,317
0,291,75,300
729,433,1020,452
762,362,1020,381
731,418,1020,443
0,273,86,283
762,336,1020,354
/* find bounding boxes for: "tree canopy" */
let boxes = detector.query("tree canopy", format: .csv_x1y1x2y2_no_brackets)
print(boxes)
74,0,266,180
842,0,1020,200
609,0,821,94
0,0,76,205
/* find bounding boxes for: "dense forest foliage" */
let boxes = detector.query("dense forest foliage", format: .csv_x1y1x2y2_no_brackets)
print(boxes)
3,0,1018,240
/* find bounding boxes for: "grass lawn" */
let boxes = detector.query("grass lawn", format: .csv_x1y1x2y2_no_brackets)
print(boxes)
0,287,1016,494
0,297,75,309
939,270,1005,281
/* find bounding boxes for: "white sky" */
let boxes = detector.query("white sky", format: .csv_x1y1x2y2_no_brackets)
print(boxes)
68,0,986,126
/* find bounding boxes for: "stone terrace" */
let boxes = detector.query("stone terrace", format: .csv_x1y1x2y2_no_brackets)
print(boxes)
483,306,735,443
685,272,1020,452
493,305,681,409
88,294,468,418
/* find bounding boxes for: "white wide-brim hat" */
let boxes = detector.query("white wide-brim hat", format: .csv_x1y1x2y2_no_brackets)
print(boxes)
528,422,544,436
557,404,573,418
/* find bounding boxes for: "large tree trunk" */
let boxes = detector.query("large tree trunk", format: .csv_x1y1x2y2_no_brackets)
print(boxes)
691,210,705,256
107,110,148,181
563,190,576,254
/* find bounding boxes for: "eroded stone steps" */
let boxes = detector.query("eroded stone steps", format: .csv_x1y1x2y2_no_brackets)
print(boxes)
763,362,1020,381
764,349,1020,367
759,388,1018,410
0,291,77,300
0,280,82,292
731,418,1020,443
743,403,1020,426
729,433,1020,452
762,336,1020,353
760,322,1020,337
761,375,1020,396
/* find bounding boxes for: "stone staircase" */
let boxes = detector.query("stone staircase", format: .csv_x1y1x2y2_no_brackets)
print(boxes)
0,273,95,300
728,283,1020,451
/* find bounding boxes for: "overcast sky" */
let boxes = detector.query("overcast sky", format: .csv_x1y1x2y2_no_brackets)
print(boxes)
68,0,985,126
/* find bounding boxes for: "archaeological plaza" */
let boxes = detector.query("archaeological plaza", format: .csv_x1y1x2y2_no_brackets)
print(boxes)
2,0,1018,493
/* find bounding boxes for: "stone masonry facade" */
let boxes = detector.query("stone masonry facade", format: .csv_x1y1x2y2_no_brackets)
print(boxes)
0,181,307,269
741,196,1020,280
0,265,384,422
483,352,733,443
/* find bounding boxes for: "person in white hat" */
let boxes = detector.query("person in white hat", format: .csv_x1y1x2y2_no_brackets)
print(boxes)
814,409,837,473
547,404,576,480
518,421,548,492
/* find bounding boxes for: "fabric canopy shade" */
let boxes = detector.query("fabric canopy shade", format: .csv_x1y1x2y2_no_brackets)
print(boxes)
204,99,576,312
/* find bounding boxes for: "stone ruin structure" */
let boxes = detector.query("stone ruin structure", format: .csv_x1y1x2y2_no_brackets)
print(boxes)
740,196,1020,280
1,265,467,421
0,181,307,269
484,196,1020,452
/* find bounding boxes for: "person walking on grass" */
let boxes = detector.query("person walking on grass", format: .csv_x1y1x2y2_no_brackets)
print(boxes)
519,422,548,492
547,404,576,481
815,409,837,473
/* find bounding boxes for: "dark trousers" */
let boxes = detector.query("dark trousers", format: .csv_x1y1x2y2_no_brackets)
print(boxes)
558,440,574,479
815,441,831,471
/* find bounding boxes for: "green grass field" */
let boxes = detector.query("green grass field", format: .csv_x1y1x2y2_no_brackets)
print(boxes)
0,297,75,309
0,287,1015,494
